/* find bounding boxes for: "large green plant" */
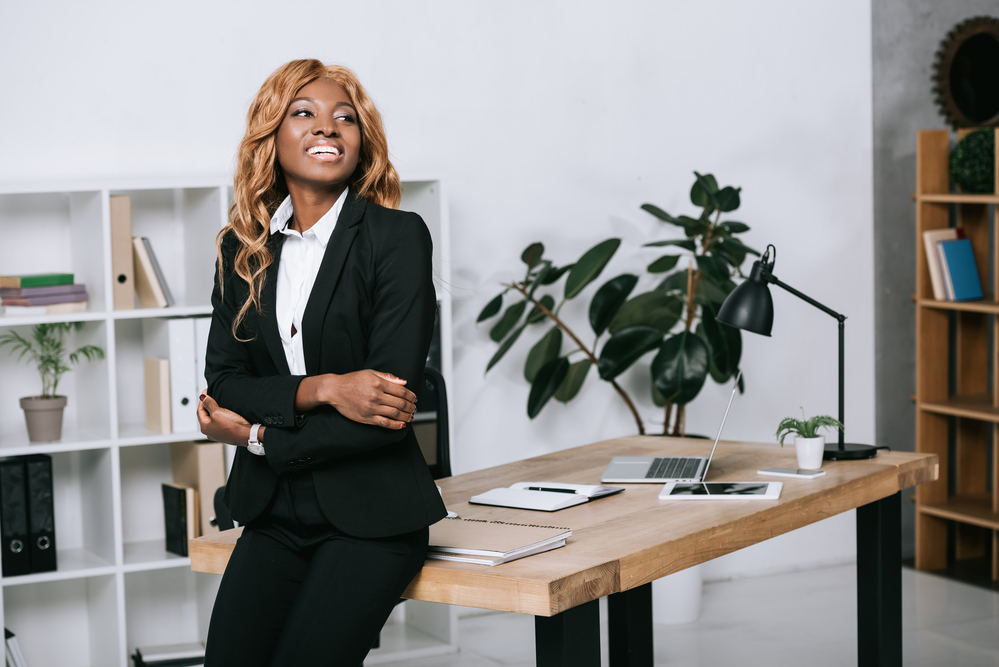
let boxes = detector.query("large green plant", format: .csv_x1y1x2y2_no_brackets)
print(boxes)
478,172,757,435
0,322,104,397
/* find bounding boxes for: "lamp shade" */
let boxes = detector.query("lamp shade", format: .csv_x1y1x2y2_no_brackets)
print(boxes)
716,260,774,336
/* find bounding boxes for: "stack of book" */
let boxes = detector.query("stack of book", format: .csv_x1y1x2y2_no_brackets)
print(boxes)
427,516,571,566
5,628,28,667
0,274,88,316
923,229,985,302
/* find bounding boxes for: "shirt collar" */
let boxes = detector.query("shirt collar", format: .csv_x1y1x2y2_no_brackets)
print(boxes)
269,187,349,247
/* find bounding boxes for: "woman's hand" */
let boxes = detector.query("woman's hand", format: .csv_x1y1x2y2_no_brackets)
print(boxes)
198,392,253,446
321,370,416,430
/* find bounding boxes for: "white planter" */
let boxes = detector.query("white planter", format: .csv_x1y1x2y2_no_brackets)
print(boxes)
652,564,703,625
794,435,825,470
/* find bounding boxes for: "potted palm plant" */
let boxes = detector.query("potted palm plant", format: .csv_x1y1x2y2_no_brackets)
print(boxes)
775,409,844,470
0,322,104,442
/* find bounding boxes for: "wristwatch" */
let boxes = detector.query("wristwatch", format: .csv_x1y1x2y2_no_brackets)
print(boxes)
247,423,265,456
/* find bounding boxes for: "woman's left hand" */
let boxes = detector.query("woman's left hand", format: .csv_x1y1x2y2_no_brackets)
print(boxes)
198,392,252,447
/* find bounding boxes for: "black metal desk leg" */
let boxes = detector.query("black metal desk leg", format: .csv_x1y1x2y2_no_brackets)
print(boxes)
535,599,601,667
856,491,902,667
608,583,654,666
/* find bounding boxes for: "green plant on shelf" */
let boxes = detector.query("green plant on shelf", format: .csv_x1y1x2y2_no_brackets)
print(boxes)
775,408,844,446
0,322,104,397
478,172,757,436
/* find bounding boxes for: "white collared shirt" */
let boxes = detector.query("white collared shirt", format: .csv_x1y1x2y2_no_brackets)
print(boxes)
269,189,348,375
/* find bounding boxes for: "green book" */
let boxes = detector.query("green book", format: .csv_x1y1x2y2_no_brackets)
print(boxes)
0,273,74,289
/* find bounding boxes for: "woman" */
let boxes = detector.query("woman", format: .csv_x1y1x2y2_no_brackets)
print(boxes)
196,59,446,666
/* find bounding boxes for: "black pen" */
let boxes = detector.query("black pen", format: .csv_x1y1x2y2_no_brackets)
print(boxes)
526,487,577,494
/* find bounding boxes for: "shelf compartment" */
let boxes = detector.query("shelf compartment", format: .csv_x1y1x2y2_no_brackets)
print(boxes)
3,574,119,667
918,494,999,531
918,394,999,422
123,540,192,572
123,568,219,659
918,297,999,313
0,548,115,586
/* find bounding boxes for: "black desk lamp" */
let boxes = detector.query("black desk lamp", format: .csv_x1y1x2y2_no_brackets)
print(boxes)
716,244,877,460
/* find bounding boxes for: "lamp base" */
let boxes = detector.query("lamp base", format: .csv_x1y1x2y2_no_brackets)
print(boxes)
823,442,878,461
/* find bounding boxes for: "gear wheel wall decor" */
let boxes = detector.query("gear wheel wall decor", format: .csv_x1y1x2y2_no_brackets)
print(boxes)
933,16,999,128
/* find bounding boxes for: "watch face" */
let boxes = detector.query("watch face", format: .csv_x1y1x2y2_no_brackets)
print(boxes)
248,443,265,456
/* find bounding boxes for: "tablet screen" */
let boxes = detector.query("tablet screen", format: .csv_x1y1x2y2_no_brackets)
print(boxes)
668,482,771,496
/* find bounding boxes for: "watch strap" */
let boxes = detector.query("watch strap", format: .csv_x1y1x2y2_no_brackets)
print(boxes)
247,423,265,456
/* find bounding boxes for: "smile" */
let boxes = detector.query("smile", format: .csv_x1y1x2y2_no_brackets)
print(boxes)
307,145,342,159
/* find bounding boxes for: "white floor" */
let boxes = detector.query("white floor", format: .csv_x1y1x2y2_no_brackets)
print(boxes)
385,565,999,667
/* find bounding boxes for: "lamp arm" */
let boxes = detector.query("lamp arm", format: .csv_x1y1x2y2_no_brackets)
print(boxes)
769,274,847,446
768,275,847,323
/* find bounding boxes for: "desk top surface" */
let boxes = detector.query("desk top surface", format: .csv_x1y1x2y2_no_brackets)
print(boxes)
190,436,937,616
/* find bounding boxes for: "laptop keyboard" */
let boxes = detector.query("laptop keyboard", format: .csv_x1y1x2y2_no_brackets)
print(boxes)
645,457,702,479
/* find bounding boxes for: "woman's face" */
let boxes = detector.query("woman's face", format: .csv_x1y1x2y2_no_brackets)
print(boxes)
275,78,362,193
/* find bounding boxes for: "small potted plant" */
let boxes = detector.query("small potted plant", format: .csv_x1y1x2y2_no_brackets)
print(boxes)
0,322,104,442
775,409,844,470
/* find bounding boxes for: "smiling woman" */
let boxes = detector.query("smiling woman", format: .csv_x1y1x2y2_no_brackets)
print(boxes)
196,60,444,666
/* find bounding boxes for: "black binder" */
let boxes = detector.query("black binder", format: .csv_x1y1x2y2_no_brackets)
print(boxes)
24,454,56,573
0,459,30,577
162,484,189,557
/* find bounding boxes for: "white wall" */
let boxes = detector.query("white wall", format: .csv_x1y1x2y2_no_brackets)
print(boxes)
1,0,874,579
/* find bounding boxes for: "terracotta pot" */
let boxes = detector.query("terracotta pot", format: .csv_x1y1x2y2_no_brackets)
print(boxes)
19,395,67,443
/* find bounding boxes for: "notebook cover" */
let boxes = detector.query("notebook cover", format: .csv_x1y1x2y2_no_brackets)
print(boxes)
24,454,56,573
428,516,570,556
939,238,984,301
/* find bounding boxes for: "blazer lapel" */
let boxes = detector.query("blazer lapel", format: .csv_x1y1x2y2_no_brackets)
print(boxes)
260,234,291,376
301,188,366,375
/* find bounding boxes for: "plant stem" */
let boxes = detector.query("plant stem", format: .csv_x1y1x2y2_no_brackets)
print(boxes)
663,402,673,436
510,283,646,435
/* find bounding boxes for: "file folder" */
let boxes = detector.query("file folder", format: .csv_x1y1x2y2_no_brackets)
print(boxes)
0,459,30,577
109,195,136,310
143,318,198,434
24,454,56,573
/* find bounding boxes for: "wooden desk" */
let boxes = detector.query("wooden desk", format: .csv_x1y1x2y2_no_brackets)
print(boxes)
191,436,937,667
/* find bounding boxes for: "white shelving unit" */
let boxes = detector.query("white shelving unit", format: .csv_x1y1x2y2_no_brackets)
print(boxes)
0,177,455,666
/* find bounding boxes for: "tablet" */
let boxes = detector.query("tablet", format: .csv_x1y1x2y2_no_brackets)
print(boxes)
658,481,782,500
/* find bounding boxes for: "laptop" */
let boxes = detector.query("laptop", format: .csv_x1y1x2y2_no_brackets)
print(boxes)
600,370,742,484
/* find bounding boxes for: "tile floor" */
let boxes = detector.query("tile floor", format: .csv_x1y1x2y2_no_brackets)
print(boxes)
387,565,999,666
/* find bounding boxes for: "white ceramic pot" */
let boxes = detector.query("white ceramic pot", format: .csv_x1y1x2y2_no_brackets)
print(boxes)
794,435,825,470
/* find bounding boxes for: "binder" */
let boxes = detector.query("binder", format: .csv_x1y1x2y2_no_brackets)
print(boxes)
110,195,136,310
0,459,30,577
143,318,198,434
162,483,197,557
24,454,56,573
133,237,169,309
194,317,211,394
144,358,172,434
169,441,226,537
141,238,175,307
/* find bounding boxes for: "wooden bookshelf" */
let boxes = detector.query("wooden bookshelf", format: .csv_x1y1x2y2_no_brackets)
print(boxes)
914,129,999,581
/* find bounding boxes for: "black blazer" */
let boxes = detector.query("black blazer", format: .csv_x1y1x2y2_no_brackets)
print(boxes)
205,188,447,538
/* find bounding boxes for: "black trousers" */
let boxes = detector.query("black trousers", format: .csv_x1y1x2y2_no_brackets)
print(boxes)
203,470,429,667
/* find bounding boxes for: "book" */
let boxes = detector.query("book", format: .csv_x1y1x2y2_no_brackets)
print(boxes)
0,460,30,577
1,291,88,307
24,455,56,574
469,482,625,512
169,441,226,538
162,483,197,557
132,641,205,667
132,238,170,309
144,358,172,434
143,319,198,434
426,516,571,566
2,302,87,317
922,228,964,300
937,238,984,302
110,195,136,311
143,238,175,307
0,273,73,289
5,628,27,667
0,284,86,298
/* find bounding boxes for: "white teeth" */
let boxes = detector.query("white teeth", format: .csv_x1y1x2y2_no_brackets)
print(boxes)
308,146,341,156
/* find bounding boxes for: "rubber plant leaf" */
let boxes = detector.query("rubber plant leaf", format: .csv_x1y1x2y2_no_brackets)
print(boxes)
526,294,556,324
521,242,544,268
689,172,719,207
589,274,639,336
647,255,680,274
608,291,683,335
486,324,525,373
524,326,563,383
564,238,621,300
597,325,664,381
714,186,741,212
719,221,750,234
539,264,574,285
527,356,570,418
554,359,592,403
643,239,696,251
640,204,689,230
477,293,503,323
695,255,729,284
651,330,710,405
489,300,527,342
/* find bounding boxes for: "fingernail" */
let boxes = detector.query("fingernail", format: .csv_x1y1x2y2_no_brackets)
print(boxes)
200,394,206,402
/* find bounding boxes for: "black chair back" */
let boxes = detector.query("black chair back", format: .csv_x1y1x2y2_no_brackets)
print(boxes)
412,366,451,479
